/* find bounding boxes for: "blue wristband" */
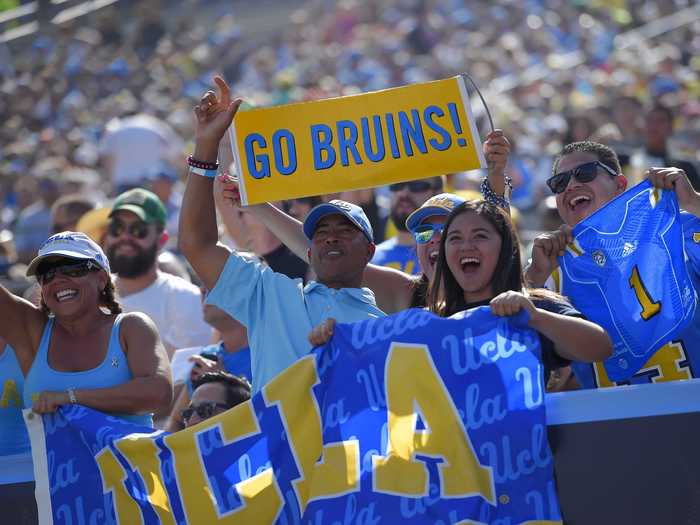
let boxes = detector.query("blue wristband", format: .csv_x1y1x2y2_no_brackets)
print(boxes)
189,166,218,179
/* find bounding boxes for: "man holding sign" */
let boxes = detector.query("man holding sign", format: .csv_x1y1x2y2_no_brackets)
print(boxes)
179,77,385,392
525,141,700,388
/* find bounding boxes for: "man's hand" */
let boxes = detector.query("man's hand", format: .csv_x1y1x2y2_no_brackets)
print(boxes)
215,173,242,208
526,225,573,287
308,318,336,347
193,76,243,162
646,167,700,215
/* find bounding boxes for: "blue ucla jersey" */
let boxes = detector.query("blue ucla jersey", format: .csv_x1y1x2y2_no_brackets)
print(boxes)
554,180,699,384
371,237,421,275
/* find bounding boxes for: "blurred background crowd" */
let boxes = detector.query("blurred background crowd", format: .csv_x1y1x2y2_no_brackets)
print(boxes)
1,0,699,296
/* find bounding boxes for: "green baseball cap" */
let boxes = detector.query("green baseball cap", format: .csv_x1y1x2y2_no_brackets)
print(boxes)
109,188,167,227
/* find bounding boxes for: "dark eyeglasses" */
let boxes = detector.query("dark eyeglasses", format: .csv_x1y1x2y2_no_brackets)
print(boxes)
546,161,618,194
182,401,229,422
412,223,445,244
107,220,150,239
389,181,435,193
36,260,98,285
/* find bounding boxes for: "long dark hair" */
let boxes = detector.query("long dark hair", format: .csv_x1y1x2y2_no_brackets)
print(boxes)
428,201,523,317
41,271,122,315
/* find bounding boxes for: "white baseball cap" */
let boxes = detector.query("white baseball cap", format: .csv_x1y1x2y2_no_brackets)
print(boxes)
26,231,111,277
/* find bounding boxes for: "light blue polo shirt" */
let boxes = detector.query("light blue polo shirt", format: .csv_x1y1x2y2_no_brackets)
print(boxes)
206,252,385,392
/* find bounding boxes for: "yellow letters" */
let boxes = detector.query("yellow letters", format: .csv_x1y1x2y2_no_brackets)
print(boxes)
0,379,20,408
263,356,359,512
164,402,283,524
114,435,175,525
95,447,144,525
373,343,495,503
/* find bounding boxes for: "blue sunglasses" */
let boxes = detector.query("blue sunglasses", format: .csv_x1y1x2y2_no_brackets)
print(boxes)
412,223,445,244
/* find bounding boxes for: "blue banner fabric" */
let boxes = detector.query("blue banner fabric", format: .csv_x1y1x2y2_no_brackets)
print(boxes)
26,307,562,525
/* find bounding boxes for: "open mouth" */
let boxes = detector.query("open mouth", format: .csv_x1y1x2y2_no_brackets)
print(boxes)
460,256,480,272
325,249,344,258
55,289,78,302
428,250,439,266
568,195,592,213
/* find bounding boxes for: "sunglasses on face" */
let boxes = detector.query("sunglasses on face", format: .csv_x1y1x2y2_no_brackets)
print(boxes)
389,181,435,193
412,223,445,244
182,401,229,422
36,260,98,285
107,220,150,239
546,161,618,194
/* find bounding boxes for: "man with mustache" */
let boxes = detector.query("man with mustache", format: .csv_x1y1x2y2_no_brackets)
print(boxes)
105,188,211,357
371,177,443,275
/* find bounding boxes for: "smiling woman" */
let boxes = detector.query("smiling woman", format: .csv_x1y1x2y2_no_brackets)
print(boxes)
0,232,172,428
428,200,613,378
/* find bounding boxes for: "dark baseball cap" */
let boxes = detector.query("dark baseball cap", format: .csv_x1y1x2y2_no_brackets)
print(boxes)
109,188,167,227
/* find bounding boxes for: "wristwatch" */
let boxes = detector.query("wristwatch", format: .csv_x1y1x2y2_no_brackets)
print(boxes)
67,387,77,404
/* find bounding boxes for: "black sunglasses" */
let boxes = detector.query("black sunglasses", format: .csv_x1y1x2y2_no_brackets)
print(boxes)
36,260,99,285
107,220,150,240
389,181,435,193
546,161,618,194
182,401,229,422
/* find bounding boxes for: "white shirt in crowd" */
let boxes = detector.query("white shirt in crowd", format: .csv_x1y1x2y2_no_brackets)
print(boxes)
99,114,184,189
118,271,212,357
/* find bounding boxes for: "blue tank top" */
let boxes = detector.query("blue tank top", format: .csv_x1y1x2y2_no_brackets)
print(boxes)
23,315,153,427
0,344,33,483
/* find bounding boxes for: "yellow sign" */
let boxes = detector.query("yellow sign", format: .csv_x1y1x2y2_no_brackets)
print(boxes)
230,76,485,205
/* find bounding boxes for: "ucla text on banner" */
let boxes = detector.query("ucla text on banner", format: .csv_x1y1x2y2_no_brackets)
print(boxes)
230,77,485,205
558,180,697,382
26,308,562,525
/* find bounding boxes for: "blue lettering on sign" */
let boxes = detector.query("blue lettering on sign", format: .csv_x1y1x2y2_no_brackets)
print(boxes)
311,124,336,170
361,116,385,162
337,120,363,167
447,103,468,147
245,133,271,179
423,106,452,151
398,109,428,156
272,129,297,175
384,113,401,159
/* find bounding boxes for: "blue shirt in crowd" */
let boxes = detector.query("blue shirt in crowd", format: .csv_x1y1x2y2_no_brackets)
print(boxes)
371,237,421,275
206,252,385,392
0,345,33,484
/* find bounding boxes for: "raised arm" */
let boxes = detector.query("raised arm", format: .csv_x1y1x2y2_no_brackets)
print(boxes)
0,282,45,369
482,129,511,213
32,312,173,415
178,76,242,291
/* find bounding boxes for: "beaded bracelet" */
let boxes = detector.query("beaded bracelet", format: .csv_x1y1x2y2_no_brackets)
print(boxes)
479,176,512,209
187,155,219,170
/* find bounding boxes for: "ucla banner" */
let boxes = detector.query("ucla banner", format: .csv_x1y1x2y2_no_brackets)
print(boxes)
559,180,697,382
230,77,485,205
26,308,562,525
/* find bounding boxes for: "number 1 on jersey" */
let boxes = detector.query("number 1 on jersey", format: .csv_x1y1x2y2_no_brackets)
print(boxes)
629,265,661,320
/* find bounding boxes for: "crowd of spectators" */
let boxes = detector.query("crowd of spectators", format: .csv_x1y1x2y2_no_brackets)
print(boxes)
1,0,699,293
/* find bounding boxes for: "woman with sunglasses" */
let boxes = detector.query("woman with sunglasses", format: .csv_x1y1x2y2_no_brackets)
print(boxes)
429,199,612,372
0,232,172,424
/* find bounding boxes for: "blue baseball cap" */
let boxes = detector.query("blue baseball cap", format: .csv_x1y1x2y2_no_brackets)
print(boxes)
405,193,466,232
303,200,374,243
